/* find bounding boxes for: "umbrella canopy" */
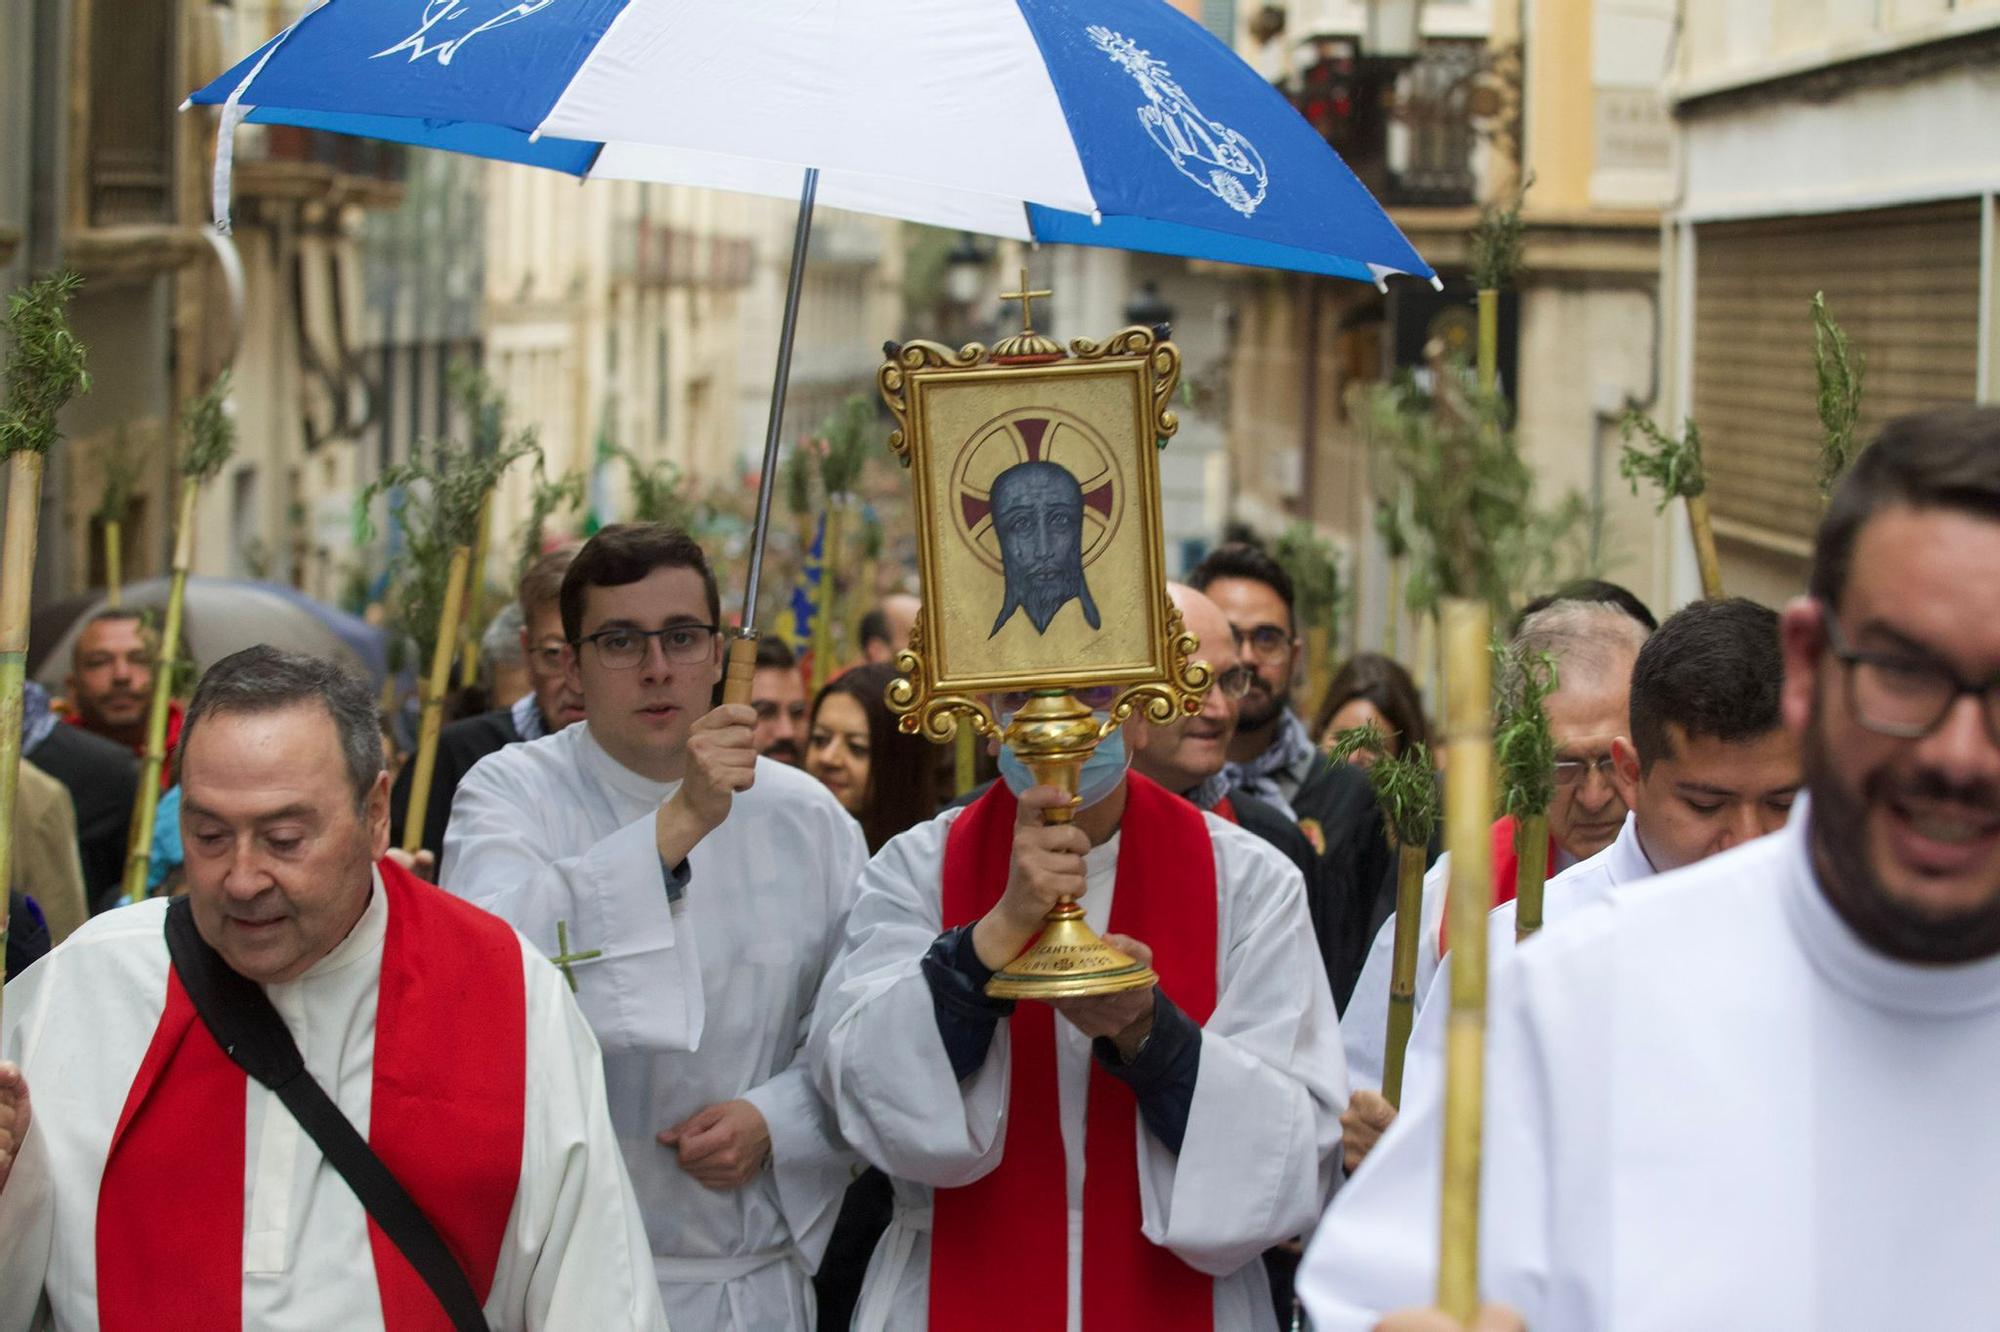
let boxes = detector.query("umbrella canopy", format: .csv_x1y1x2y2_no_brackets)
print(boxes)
31,578,389,691
189,0,1434,287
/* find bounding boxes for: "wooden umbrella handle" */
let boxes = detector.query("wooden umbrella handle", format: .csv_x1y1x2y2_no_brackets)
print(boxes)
721,631,759,707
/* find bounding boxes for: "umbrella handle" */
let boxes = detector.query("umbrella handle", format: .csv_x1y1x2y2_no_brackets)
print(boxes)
721,630,758,708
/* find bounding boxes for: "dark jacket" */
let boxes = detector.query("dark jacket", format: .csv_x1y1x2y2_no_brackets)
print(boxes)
389,707,526,865
26,726,140,915
1287,757,1411,1015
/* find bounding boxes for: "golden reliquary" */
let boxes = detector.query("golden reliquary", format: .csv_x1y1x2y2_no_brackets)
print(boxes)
876,272,1211,1000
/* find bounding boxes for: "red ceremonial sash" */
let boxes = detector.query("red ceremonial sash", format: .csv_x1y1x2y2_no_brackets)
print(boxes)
97,858,527,1331
1210,795,1239,825
931,773,1219,1332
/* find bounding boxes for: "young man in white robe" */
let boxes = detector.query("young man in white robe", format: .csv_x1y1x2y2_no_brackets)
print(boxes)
440,523,868,1331
1340,597,1802,1171
1302,406,2000,1331
1341,599,1649,1093
0,646,665,1331
809,692,1347,1331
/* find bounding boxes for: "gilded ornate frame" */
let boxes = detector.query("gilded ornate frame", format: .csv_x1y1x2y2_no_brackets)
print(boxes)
876,327,1210,744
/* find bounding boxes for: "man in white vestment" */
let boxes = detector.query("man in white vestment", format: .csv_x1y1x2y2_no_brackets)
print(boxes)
1340,597,1801,1171
1341,598,1650,1093
809,689,1346,1331
0,647,665,1332
1302,406,2000,1330
441,523,868,1331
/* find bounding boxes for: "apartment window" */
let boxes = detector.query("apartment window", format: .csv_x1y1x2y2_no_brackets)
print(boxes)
86,0,174,225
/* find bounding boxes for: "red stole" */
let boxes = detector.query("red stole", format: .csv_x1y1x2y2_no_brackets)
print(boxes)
96,859,527,1330
1435,815,1558,954
931,774,1219,1331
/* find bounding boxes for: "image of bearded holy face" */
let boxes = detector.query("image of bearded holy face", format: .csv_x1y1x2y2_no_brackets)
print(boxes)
988,460,1101,638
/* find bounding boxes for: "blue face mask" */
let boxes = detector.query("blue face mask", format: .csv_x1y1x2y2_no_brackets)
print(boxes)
995,713,1129,810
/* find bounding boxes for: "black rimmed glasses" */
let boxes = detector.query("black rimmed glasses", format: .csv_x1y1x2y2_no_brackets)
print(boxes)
576,623,719,670
1231,623,1292,660
1821,609,2000,745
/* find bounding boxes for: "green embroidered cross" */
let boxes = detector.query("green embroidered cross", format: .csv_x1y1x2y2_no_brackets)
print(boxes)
549,919,603,993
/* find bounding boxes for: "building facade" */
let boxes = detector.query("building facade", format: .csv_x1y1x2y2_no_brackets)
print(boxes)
1662,0,2000,606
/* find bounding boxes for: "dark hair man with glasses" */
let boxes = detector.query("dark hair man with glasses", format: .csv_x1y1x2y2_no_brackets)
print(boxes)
438,524,868,1332
390,545,584,868
1341,596,1649,1095
1189,542,1393,1010
1304,407,2000,1331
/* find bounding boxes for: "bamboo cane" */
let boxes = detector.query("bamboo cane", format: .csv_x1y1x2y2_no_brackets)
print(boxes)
1436,596,1494,1321
458,493,494,690
400,544,471,854
0,453,45,1010
1476,290,1500,397
1380,839,1430,1108
121,483,198,905
1384,557,1403,660
811,501,845,693
1686,492,1725,600
1513,811,1550,941
104,519,122,607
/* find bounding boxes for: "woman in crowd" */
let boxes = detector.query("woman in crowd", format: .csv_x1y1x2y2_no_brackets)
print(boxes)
803,661,941,853
1314,652,1431,765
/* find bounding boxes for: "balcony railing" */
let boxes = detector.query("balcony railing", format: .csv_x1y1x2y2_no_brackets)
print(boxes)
1285,38,1479,210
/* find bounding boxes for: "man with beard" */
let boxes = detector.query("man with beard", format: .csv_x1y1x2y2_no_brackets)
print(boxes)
391,546,585,866
1301,407,2000,1331
750,637,808,765
1189,543,1390,1008
1340,596,1649,1090
64,611,175,786
988,461,1100,636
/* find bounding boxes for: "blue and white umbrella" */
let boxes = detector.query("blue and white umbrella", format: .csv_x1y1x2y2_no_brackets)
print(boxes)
189,0,1435,642
191,0,1433,287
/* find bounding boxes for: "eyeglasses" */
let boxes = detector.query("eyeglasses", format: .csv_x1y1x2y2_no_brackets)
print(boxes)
526,641,568,675
1231,624,1293,659
1552,755,1617,788
1822,609,2000,745
1211,665,1255,700
575,623,718,670
753,698,808,722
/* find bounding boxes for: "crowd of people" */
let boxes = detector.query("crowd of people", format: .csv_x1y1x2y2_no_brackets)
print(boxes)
2,404,1999,1330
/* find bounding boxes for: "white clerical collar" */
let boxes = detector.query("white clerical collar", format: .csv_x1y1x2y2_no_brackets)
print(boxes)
284,866,389,986
577,719,683,805
1784,796,2000,1018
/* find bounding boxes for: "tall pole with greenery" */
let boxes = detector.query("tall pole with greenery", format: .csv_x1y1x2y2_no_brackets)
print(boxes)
1812,291,1865,497
93,427,138,607
1327,729,1438,1107
1276,522,1343,716
363,385,535,854
813,394,872,692
1620,410,1721,599
0,272,89,1015
516,451,586,581
1469,193,1526,398
1367,352,1531,1322
122,372,235,905
1494,641,1558,940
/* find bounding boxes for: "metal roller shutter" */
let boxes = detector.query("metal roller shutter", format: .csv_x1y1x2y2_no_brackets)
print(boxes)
1694,200,1982,554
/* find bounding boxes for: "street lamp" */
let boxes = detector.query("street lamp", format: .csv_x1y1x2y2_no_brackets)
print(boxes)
1364,0,1423,62
1124,279,1175,335
943,232,991,308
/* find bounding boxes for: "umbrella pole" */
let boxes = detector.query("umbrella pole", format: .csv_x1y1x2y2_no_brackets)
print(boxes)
724,167,820,707
121,482,199,905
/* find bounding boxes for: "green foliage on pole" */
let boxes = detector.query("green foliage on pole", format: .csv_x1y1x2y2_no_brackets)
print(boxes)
516,451,587,580
1325,727,1439,852
1468,191,1528,294
1492,639,1559,822
178,371,239,484
817,393,874,499
1275,522,1343,646
1618,409,1705,508
612,441,699,530
1811,291,1865,496
0,271,90,459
